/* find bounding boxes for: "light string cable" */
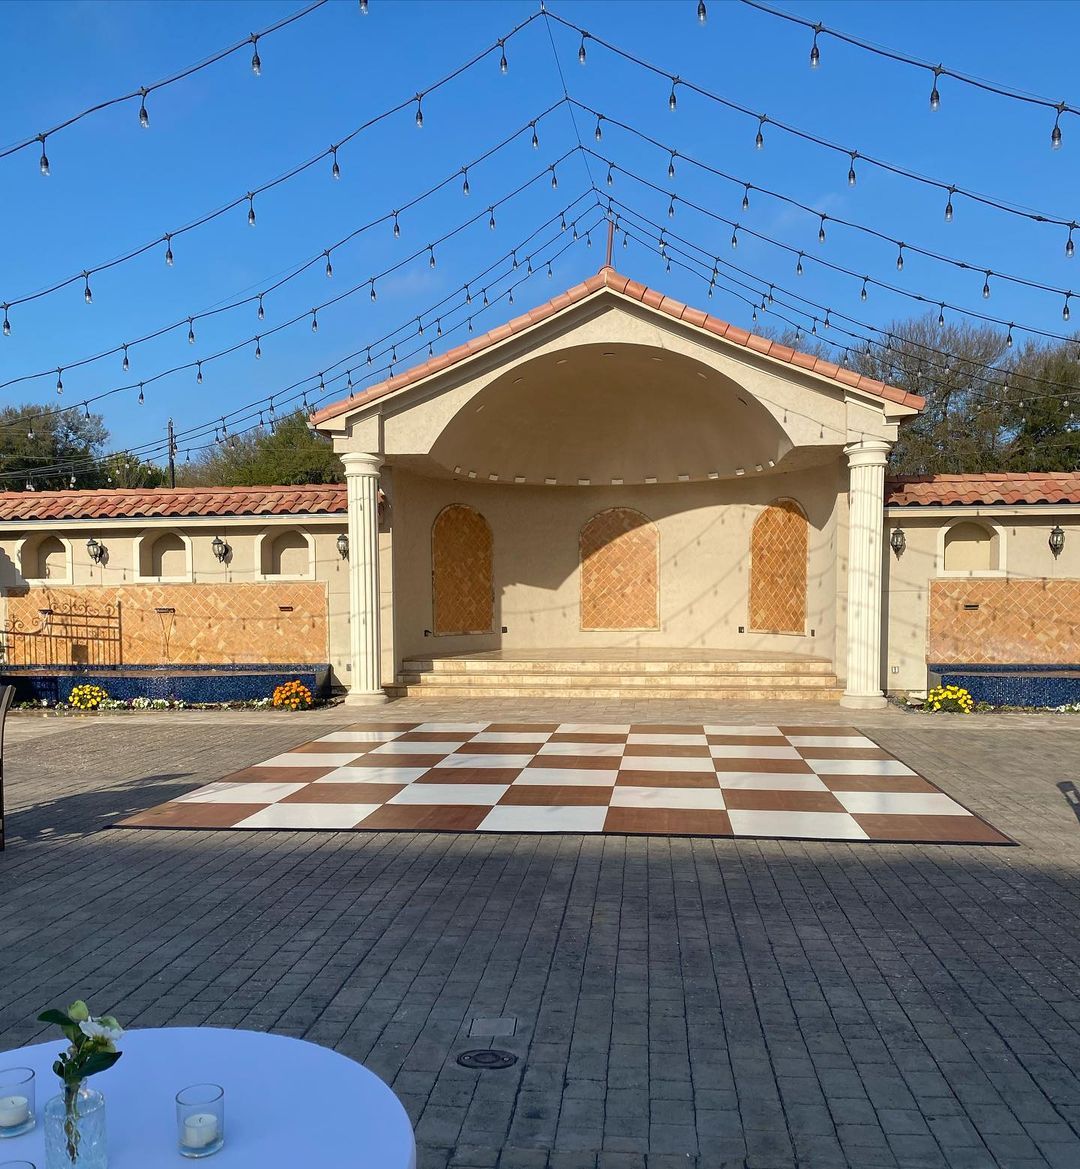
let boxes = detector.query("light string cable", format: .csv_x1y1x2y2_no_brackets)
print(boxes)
0,99,571,391
0,9,544,328
10,195,605,483
736,0,1079,149
587,150,1080,348
2,147,586,435
605,195,1080,408
0,0,331,167
543,9,1080,250
572,99,1078,303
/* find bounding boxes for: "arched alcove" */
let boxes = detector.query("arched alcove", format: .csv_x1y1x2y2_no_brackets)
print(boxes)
580,508,659,631
262,529,312,577
432,504,493,635
749,499,808,633
138,530,190,580
942,520,1000,573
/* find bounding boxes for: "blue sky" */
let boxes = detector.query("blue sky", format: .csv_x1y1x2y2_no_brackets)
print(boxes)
1,0,1077,474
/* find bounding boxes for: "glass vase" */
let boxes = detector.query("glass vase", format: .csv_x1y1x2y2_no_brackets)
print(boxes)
43,1085,107,1169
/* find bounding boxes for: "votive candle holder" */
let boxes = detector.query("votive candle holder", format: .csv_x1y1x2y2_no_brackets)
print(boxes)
176,1084,224,1159
0,1069,35,1138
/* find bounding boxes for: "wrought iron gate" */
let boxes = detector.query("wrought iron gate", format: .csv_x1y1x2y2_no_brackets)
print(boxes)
1,599,123,666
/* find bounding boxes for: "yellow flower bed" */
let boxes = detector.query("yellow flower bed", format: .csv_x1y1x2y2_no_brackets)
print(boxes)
68,683,109,711
926,684,974,713
272,680,313,711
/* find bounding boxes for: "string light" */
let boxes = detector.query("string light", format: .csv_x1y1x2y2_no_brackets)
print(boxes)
531,122,540,149
370,279,377,302
550,165,558,189
254,338,262,360
489,207,497,230
668,151,677,179
164,234,174,266
982,271,992,299
122,346,130,372
247,194,256,226
82,274,92,305
38,135,49,176
809,23,822,68
668,78,679,112
1,306,8,336
818,215,827,244
415,94,424,128
795,252,804,276
462,168,470,196
896,244,905,272
499,40,508,74
669,197,676,219
1064,295,1072,323
1052,103,1065,149
138,88,150,128
56,370,63,395
187,319,196,344
1067,226,1076,259
755,116,766,150
250,35,262,76
392,211,400,239
594,117,603,142
257,294,265,321
138,383,145,405
606,163,614,187
579,34,588,64
311,309,319,333
860,277,868,302
730,226,738,249
325,252,334,278
697,1,707,22
847,153,857,187
196,361,204,383
331,147,341,180
741,184,750,211
428,245,437,269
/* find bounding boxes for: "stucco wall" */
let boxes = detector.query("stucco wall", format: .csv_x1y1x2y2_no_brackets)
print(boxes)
883,512,1080,692
389,464,843,665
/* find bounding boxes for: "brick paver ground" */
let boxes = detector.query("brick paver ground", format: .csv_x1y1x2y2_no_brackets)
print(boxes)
2,699,1079,1169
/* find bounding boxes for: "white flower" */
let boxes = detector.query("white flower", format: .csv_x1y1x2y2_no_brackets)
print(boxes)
79,1018,124,1043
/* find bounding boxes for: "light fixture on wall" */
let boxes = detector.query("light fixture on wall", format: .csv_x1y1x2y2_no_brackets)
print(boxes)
86,537,106,564
211,535,230,563
336,532,350,560
890,527,906,557
1049,525,1065,558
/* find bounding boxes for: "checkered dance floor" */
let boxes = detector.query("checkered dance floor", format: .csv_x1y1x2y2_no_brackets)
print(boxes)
119,722,1011,844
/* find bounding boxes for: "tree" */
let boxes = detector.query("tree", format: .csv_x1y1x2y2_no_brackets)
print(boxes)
999,341,1080,472
177,410,342,486
0,404,106,491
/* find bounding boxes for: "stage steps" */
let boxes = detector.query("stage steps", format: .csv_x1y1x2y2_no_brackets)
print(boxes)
390,653,843,701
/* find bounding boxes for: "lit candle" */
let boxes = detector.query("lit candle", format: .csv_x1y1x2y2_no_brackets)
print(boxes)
182,1112,219,1149
0,1094,29,1127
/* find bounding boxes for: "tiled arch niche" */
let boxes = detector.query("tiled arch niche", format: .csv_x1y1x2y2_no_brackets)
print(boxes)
580,508,660,632
749,498,808,634
431,504,494,635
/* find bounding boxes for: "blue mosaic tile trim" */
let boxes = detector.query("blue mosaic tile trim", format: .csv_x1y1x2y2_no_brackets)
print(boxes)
930,665,1080,707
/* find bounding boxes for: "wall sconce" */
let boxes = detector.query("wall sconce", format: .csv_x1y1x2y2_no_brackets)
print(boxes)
86,537,106,564
336,532,350,560
1049,525,1065,558
890,527,906,557
211,535,230,563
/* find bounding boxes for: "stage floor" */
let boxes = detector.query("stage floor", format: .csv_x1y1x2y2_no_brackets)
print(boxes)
118,721,1011,845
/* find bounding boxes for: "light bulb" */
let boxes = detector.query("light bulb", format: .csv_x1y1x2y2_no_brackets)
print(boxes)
370,281,377,302
331,149,340,180
1064,296,1071,322
429,246,436,269
938,306,945,327
594,118,602,142
326,253,334,278
547,262,553,279
818,216,826,244
83,275,92,304
512,250,519,270
579,36,587,64
930,70,941,111
731,228,738,248
560,212,567,231
896,246,905,272
251,37,261,75
1006,326,1014,348
1052,112,1063,150
164,235,174,266
944,196,954,222
531,123,539,149
415,97,424,128
698,0,706,22
122,347,130,372
860,279,868,302
196,362,203,383
462,169,470,196
607,165,614,187
139,89,150,128
188,320,196,344
809,26,821,69
138,384,145,404
669,198,676,219
255,338,262,359
1067,228,1076,258
38,136,49,176
847,154,857,186
508,289,515,305
489,208,496,230
247,196,256,226
668,152,676,179
56,370,63,394
550,167,558,189
982,273,991,299
795,253,804,276
392,213,400,238
755,119,765,150
499,41,508,73
2,309,9,337
311,310,318,333
465,285,473,305
257,295,265,320
741,185,750,211
668,82,678,112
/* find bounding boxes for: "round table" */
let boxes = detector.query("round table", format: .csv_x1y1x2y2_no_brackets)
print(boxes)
0,1027,416,1168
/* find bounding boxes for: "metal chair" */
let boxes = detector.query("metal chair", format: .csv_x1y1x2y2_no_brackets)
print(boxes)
0,684,15,851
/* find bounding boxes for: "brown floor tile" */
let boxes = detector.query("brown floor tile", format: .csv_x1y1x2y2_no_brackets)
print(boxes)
357,805,489,831
484,723,560,732
453,741,541,754
707,735,790,747
622,743,712,757
547,733,627,744
498,785,612,806
221,765,339,783
615,771,720,788
628,724,705,735
603,807,733,836
527,755,618,770
395,730,477,742
282,740,380,754
722,789,847,812
348,754,451,770
417,767,522,784
278,783,404,804
819,774,938,793
345,722,418,731
853,813,1014,844
796,746,891,760
777,725,860,736
119,802,256,829
711,758,813,773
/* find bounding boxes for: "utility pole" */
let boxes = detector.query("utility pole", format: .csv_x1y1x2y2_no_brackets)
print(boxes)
167,418,176,488
605,218,615,269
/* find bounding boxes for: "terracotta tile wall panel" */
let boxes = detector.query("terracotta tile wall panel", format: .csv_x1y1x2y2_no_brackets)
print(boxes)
580,508,659,632
432,505,494,635
929,578,1080,664
749,500,808,634
5,583,328,665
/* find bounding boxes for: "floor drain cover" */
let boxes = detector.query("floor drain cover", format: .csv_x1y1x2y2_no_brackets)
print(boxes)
457,1048,518,1070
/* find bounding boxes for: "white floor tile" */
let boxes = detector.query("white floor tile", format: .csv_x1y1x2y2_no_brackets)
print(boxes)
412,722,489,733
389,784,508,805
431,754,533,770
610,787,727,809
539,741,624,757
626,733,708,746
313,730,404,743
234,803,381,830
617,755,716,772
728,810,869,840
470,731,552,743
702,725,780,736
178,781,307,804
833,791,969,816
515,768,619,786
370,741,463,756
477,805,608,833
557,724,630,734
787,735,876,748
807,758,917,776
709,745,801,759
314,766,429,784
716,774,829,791
258,753,361,768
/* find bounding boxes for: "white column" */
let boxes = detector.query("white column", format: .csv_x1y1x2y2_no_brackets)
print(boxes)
342,452,388,705
840,439,891,710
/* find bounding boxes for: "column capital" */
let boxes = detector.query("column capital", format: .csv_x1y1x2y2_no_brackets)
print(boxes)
844,439,892,469
340,451,382,477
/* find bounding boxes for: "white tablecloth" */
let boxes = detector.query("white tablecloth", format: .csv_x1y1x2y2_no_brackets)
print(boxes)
0,1027,416,1168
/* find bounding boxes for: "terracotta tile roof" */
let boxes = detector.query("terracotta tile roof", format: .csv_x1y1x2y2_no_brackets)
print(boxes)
0,484,347,523
886,473,1080,507
311,266,925,425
